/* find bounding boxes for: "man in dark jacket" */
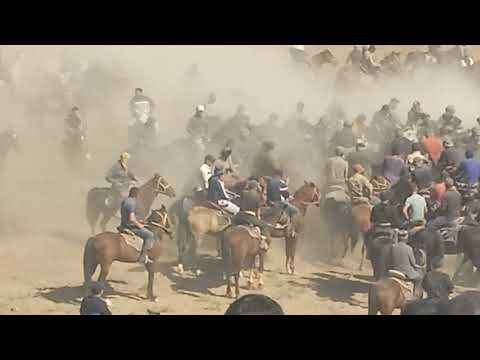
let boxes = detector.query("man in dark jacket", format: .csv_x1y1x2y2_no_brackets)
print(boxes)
330,119,356,152
80,282,112,315
390,129,413,160
422,258,454,300
266,169,298,219
428,177,462,229
370,191,403,229
207,167,240,215
438,139,464,173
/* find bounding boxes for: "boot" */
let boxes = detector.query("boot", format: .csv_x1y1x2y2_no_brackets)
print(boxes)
137,247,153,264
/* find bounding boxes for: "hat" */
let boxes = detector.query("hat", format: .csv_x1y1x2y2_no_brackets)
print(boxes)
397,230,408,238
353,164,364,173
390,98,400,104
196,104,205,112
120,152,131,161
443,139,454,148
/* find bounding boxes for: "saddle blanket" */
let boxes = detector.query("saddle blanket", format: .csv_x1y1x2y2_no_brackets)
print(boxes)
388,272,414,301
118,230,143,252
237,225,262,240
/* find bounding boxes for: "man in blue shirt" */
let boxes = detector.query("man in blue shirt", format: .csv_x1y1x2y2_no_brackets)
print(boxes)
457,150,480,185
120,187,154,264
266,169,299,219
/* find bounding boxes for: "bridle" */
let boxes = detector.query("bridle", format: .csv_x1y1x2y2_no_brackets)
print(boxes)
147,209,172,238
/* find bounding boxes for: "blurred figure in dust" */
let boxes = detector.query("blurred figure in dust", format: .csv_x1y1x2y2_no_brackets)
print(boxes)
128,88,155,146
329,119,356,154
251,140,282,179
186,105,209,144
345,45,363,71
105,152,138,209
352,113,368,142
225,294,284,315
407,100,423,128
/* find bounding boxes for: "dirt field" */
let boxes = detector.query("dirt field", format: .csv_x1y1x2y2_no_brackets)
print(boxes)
1,45,478,315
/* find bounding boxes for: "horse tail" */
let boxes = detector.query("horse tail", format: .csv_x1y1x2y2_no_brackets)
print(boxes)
83,237,98,297
368,283,379,315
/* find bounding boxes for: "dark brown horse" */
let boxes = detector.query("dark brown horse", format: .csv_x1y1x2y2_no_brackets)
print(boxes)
83,205,173,301
261,181,321,275
223,225,270,298
86,174,175,234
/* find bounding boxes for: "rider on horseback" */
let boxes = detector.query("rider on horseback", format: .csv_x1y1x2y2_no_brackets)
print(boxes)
233,179,270,250
325,146,349,192
105,152,138,209
187,105,209,143
251,140,282,179
195,154,215,202
438,105,462,136
347,164,373,206
120,187,154,265
207,166,240,215
65,106,85,138
266,168,299,222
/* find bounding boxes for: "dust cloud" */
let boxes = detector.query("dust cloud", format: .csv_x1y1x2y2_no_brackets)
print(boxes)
0,45,479,253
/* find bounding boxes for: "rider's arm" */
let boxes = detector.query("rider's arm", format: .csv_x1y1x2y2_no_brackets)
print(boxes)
408,247,420,269
402,202,410,220
200,166,210,189
128,211,144,229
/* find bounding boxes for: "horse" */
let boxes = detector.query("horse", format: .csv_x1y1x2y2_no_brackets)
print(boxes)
350,202,372,271
368,250,426,315
0,129,19,174
321,195,355,264
174,176,254,275
223,225,270,298
453,225,480,284
86,174,176,234
261,181,320,275
83,205,173,301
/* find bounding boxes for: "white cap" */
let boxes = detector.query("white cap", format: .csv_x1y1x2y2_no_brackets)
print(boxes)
196,105,205,112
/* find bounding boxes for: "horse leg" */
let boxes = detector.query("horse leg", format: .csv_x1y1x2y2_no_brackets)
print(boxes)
226,274,233,298
234,272,240,299
359,241,366,271
285,237,291,274
247,263,255,290
258,253,265,289
97,263,111,291
146,262,156,302
289,236,298,275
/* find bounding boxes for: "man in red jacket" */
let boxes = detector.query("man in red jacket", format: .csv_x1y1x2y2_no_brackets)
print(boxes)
421,129,443,165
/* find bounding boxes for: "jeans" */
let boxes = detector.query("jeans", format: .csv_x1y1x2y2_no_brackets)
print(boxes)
131,227,155,250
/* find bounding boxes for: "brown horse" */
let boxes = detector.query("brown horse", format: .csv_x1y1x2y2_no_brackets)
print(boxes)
261,181,321,275
368,278,409,315
86,173,176,234
82,205,173,301
223,225,270,298
174,176,262,275
350,203,372,271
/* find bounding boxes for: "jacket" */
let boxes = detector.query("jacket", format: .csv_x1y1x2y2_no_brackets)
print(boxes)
267,176,289,203
325,156,348,186
387,242,421,280
207,175,228,203
106,161,136,194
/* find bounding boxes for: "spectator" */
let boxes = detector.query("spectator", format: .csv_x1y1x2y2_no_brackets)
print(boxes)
224,294,284,315
80,282,112,315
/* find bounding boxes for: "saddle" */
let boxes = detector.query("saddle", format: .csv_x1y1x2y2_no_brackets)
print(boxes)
236,225,269,250
201,201,233,217
387,270,414,300
351,197,371,206
117,226,143,252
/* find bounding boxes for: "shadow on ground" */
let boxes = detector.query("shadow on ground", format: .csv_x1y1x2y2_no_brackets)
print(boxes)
36,281,145,305
289,270,370,309
128,254,227,298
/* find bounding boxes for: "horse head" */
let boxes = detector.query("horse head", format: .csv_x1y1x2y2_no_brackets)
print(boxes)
295,181,321,207
151,173,176,198
147,204,173,239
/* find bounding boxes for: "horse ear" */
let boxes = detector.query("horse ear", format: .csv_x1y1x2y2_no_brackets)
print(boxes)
310,182,316,188
161,204,167,211
154,173,160,179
